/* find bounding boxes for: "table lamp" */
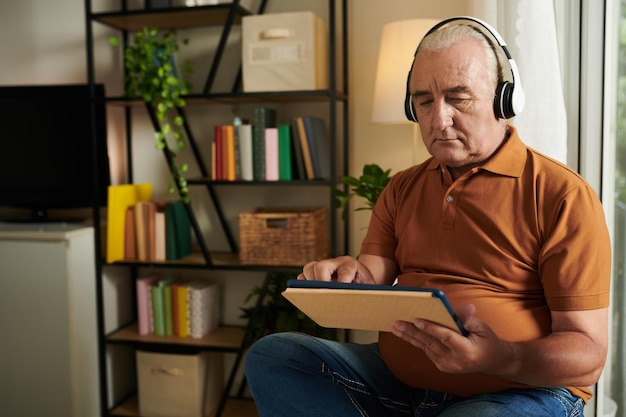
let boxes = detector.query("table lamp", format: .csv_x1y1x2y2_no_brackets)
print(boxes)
371,19,439,162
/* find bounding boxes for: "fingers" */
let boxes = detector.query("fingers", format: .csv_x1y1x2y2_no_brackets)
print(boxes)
298,256,363,282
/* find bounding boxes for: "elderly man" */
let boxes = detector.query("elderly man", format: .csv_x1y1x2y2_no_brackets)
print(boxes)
245,17,611,417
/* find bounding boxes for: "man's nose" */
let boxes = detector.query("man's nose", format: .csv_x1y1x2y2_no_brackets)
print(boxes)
431,100,454,130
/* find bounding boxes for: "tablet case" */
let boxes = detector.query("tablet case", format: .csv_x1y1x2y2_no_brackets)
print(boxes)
282,280,467,335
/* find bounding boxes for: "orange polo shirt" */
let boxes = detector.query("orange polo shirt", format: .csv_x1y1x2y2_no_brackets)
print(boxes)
360,126,611,402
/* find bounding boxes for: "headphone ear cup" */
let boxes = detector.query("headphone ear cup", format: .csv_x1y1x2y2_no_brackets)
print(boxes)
494,81,515,119
404,69,418,122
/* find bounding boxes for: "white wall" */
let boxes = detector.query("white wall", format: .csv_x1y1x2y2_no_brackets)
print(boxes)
0,1,88,84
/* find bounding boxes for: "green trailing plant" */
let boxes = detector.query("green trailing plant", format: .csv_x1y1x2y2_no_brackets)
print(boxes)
109,27,193,201
333,163,392,221
240,272,335,343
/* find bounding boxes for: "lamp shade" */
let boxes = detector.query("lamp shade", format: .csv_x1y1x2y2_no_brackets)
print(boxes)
371,19,440,123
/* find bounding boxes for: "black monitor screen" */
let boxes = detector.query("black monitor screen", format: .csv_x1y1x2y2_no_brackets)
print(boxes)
0,84,110,219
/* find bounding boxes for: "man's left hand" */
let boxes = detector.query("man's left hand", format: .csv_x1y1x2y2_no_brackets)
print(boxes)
391,304,518,376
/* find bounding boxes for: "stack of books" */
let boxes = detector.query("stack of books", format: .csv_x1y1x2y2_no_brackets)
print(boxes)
211,108,331,182
106,184,192,263
136,274,220,338
123,200,192,262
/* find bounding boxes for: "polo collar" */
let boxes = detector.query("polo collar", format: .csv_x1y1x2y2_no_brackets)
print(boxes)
426,125,526,178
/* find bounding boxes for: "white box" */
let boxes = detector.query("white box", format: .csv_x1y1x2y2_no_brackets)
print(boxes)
137,350,223,417
242,11,328,92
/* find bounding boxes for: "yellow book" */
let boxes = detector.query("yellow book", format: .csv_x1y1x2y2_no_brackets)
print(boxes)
106,183,152,263
176,282,190,338
223,125,236,181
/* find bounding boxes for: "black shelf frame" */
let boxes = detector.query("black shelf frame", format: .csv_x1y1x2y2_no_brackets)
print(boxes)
85,1,349,416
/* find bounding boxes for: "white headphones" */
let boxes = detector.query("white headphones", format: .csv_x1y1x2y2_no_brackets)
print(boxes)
404,16,525,122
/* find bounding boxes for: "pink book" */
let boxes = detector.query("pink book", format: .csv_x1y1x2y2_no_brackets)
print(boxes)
264,127,279,181
136,273,161,335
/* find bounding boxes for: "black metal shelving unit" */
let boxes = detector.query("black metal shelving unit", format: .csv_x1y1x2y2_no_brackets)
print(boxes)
85,1,348,416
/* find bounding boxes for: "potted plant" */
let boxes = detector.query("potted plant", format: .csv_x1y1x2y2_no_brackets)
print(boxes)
110,27,193,201
240,272,336,343
333,163,392,221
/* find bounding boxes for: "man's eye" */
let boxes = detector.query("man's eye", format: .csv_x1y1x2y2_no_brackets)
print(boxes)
449,97,471,106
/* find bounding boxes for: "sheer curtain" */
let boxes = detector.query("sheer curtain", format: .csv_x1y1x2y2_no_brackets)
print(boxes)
468,0,568,163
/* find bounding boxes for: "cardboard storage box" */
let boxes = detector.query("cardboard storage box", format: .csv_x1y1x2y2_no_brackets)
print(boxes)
239,207,328,266
137,350,223,417
242,11,328,92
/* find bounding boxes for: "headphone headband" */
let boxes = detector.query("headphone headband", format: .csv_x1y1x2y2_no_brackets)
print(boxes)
404,16,525,122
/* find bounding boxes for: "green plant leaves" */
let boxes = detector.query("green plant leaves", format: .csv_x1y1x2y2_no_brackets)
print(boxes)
333,163,392,221
113,27,193,201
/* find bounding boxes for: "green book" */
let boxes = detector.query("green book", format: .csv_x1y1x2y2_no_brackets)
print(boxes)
171,201,192,258
164,202,179,260
151,276,178,336
150,285,165,336
278,124,292,180
163,277,179,335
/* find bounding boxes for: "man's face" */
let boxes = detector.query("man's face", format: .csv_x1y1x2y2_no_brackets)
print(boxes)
410,37,506,169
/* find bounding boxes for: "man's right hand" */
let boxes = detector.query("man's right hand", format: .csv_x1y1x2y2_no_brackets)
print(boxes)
298,255,377,284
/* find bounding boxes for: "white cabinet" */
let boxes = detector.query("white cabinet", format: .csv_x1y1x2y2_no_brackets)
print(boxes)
0,223,99,417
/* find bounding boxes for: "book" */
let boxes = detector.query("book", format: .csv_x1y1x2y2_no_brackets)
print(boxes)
164,200,192,260
173,280,191,337
252,107,276,180
163,277,179,335
150,284,164,336
233,117,246,180
154,208,166,261
277,124,293,180
106,183,152,263
172,200,192,258
289,118,306,179
295,117,314,179
124,206,137,260
134,201,156,261
134,201,149,261
188,281,220,339
214,124,223,180
264,127,279,181
223,124,236,181
302,116,331,179
136,273,161,335
151,276,179,336
237,123,254,181
165,202,178,260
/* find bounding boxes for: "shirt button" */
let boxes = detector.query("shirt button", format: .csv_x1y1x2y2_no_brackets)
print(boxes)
446,195,454,203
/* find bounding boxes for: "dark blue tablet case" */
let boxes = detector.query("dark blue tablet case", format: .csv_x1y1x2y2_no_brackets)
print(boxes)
282,279,467,335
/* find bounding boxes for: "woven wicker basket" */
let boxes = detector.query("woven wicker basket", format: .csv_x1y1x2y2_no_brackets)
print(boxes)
238,207,329,266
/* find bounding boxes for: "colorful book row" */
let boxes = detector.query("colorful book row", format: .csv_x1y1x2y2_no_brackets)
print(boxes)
211,109,331,182
136,274,220,338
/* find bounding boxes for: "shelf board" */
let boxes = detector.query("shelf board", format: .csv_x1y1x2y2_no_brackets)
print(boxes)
187,178,337,186
107,323,244,351
111,395,258,417
106,251,303,272
91,4,252,31
105,90,348,106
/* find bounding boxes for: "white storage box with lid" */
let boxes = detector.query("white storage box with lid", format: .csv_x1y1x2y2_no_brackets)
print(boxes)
241,11,328,92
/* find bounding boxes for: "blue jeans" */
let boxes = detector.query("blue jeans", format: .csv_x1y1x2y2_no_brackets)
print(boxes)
245,332,585,417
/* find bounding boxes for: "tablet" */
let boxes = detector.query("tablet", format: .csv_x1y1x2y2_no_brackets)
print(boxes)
282,279,467,335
